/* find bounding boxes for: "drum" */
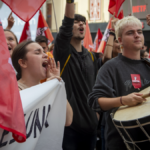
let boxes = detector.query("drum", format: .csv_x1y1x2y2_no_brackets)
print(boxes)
111,86,150,150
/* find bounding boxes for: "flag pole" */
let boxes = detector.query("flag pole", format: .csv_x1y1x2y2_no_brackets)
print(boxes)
129,0,133,16
52,0,58,33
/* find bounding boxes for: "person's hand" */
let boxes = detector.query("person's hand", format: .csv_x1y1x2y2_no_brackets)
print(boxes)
146,14,150,26
6,12,15,30
122,93,146,107
46,76,61,82
111,13,119,30
46,57,60,78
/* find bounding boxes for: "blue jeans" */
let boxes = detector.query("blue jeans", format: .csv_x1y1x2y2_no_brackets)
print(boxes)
62,127,97,150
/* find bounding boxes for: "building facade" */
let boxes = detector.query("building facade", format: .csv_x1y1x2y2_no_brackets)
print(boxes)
42,0,150,46
42,0,110,40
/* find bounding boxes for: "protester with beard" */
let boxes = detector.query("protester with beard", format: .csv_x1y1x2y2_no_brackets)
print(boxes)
54,1,98,150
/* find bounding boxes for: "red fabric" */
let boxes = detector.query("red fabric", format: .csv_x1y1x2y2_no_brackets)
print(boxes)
36,10,54,44
1,0,46,22
0,20,26,142
93,28,103,52
108,0,125,17
97,19,112,53
83,20,94,51
118,10,124,19
19,21,31,43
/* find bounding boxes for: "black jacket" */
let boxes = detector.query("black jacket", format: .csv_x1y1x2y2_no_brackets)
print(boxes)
54,16,98,135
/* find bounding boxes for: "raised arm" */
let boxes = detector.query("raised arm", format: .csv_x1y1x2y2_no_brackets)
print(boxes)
102,34,114,64
6,12,15,30
102,16,118,64
65,0,75,18
54,0,75,61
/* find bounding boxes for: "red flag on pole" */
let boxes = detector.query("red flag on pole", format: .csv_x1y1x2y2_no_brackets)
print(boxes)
36,10,54,44
0,20,26,142
97,19,112,53
108,0,125,17
1,0,46,22
118,10,124,19
93,28,103,52
83,20,94,51
19,21,31,43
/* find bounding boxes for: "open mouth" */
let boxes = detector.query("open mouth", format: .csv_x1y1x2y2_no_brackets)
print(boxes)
8,47,12,51
42,61,48,68
79,27,84,33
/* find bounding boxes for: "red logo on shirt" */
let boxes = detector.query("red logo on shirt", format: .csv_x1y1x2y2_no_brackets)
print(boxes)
131,74,141,89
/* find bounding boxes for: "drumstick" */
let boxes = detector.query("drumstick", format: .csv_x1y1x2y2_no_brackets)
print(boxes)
142,92,150,99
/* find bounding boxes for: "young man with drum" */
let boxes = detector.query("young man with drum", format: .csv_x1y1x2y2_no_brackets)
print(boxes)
88,16,150,150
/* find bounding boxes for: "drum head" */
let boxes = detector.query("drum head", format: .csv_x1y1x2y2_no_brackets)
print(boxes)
114,86,150,121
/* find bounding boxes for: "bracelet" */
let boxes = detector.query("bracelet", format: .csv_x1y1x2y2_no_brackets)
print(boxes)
106,44,113,47
66,0,74,3
120,97,125,106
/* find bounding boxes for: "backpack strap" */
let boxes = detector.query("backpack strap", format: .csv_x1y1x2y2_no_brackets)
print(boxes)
60,54,71,77
89,51,94,62
60,52,94,77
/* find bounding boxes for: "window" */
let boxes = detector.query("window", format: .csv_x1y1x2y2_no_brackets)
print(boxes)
90,0,101,21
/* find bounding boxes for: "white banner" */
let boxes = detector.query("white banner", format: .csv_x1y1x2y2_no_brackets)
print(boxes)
0,79,67,150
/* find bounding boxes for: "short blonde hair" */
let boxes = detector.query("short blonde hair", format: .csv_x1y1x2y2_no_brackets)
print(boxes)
115,16,142,40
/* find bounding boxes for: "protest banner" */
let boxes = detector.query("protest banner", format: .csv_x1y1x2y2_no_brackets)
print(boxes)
0,79,67,150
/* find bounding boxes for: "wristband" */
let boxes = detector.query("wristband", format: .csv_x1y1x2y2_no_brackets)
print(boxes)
109,31,115,36
120,97,125,106
66,0,74,3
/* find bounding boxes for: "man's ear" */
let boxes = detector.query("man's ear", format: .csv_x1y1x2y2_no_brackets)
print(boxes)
18,59,27,69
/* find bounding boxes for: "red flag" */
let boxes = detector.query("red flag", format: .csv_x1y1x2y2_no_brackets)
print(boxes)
108,0,125,17
118,10,124,19
0,20,26,142
19,21,31,43
93,28,103,52
97,19,112,53
36,10,54,44
2,0,46,22
83,20,94,51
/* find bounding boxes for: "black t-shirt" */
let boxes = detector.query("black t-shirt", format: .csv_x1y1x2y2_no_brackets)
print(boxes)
88,53,150,149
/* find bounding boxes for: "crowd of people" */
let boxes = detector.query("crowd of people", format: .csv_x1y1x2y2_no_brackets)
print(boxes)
3,0,150,150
